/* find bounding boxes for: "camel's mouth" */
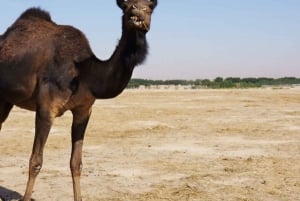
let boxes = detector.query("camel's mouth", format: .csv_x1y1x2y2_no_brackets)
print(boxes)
129,15,150,31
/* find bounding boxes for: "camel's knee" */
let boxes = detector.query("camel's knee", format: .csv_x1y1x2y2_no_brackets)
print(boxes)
31,162,42,174
70,161,83,177
32,164,42,175
28,164,42,178
29,157,43,176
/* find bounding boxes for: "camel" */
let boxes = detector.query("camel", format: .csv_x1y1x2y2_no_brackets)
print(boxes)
0,0,157,200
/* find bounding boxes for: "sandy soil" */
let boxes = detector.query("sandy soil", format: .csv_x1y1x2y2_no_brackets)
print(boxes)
0,88,299,201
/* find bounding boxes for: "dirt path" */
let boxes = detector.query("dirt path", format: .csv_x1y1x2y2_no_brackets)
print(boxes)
1,88,299,201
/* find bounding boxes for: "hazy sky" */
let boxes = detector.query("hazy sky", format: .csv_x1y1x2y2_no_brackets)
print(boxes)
0,0,299,79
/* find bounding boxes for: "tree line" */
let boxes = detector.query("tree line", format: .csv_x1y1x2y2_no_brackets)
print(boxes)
127,77,300,89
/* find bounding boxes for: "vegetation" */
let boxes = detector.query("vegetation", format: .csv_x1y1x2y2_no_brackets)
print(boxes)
127,77,300,89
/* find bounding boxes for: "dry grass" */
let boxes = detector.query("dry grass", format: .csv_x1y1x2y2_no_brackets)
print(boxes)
1,88,300,201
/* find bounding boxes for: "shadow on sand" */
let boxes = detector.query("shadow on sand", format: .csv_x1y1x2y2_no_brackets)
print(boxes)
0,186,22,201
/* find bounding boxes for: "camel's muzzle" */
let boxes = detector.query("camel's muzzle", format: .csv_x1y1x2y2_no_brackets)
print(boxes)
128,5,151,31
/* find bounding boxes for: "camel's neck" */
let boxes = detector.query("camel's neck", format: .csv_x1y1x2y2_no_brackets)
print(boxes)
80,28,148,99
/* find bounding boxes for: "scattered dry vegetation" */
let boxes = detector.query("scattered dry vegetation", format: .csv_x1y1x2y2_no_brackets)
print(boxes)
1,88,299,201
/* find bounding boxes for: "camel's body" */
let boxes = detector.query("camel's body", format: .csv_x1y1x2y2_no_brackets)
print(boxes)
0,1,157,200
0,10,93,111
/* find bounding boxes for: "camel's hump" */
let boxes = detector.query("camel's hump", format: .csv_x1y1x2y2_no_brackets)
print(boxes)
19,7,52,22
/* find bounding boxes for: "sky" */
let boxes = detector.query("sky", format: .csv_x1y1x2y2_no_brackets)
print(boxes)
0,0,299,80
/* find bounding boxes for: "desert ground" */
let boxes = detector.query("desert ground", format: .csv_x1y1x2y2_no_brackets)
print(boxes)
0,88,299,201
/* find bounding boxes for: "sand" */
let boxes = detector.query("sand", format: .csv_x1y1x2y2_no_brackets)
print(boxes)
0,88,299,201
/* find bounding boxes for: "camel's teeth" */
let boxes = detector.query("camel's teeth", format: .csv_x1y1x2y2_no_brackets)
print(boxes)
131,16,138,21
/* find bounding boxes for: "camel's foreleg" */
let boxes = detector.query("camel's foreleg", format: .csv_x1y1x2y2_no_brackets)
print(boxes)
70,106,92,201
23,108,54,201
22,81,64,201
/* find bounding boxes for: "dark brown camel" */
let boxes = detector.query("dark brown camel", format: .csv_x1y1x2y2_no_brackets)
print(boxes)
0,0,157,200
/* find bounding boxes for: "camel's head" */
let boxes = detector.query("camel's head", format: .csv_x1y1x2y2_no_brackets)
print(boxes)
117,0,158,32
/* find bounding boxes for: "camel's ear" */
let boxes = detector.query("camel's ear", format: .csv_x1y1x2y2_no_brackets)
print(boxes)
150,0,158,9
116,0,125,9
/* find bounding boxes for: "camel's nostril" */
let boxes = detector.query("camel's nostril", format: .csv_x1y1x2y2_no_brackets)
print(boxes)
131,9,145,21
